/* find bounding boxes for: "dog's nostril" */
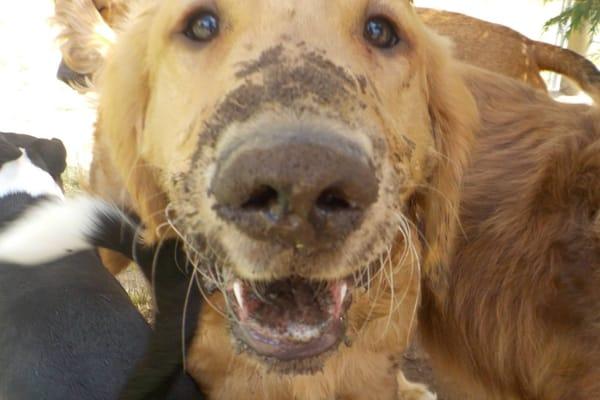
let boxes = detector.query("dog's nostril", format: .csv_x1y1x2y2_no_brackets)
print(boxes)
316,187,352,212
241,185,279,211
212,129,378,248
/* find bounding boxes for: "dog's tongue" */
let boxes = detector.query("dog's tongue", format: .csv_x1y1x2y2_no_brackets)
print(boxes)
229,277,350,360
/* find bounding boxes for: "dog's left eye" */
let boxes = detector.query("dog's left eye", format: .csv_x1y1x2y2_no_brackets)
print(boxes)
184,12,219,42
364,17,400,49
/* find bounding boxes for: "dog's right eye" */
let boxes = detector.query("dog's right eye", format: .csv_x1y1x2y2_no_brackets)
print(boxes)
364,16,400,49
184,12,219,42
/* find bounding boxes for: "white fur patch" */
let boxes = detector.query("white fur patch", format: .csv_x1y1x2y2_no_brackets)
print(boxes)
0,149,64,200
0,197,111,266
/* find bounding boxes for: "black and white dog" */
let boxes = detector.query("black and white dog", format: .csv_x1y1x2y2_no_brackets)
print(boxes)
0,132,203,400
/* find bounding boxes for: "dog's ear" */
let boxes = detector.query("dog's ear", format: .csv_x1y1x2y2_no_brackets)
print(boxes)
29,138,68,180
0,136,22,166
97,5,168,240
54,0,116,78
418,30,478,287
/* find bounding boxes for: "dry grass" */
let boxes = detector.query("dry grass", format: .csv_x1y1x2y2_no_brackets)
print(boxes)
120,266,154,323
62,165,89,194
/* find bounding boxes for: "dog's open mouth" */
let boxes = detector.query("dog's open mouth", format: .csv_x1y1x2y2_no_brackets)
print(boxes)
227,277,352,366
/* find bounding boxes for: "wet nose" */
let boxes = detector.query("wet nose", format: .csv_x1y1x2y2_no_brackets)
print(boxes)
211,129,378,249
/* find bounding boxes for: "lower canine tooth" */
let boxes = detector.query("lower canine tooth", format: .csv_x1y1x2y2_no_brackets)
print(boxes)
339,282,348,303
233,280,245,309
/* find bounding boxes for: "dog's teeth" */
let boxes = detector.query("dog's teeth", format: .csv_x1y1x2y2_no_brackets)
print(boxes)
339,282,348,303
233,280,245,310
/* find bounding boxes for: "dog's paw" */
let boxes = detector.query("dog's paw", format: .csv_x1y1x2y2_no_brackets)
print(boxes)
397,371,437,400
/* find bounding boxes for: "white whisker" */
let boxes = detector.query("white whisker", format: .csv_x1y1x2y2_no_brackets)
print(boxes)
181,267,197,369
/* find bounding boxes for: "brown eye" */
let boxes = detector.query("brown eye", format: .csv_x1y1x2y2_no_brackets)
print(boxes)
184,12,219,42
364,17,400,49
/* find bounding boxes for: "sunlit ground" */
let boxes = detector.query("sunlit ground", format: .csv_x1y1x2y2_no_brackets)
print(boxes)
0,1,95,169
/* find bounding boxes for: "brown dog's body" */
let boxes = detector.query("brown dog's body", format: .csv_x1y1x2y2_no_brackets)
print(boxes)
421,67,600,399
417,8,600,103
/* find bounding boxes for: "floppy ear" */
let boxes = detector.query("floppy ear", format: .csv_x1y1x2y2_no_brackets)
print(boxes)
29,138,68,180
97,4,168,241
54,0,116,77
418,30,478,287
0,136,22,166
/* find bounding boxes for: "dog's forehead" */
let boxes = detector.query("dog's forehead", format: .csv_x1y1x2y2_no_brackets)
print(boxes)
171,0,411,17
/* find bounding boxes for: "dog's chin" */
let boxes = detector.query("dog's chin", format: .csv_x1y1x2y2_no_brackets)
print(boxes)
225,276,353,375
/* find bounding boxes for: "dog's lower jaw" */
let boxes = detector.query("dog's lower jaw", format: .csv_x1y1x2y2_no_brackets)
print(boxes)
187,288,416,400
230,332,346,376
185,231,421,399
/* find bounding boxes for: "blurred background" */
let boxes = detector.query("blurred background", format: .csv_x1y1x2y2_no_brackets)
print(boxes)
0,1,95,169
0,0,596,170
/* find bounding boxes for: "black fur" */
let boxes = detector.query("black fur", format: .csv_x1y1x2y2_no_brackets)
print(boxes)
88,211,204,400
0,131,204,399
0,193,53,230
0,132,67,187
0,194,202,399
0,136,22,165
118,240,203,400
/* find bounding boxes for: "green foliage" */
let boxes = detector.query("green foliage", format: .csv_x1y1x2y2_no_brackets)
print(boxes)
543,0,600,35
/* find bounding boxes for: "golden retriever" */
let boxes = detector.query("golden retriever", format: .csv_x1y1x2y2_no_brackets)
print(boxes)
90,0,477,398
53,0,600,399
420,66,600,399
54,0,600,105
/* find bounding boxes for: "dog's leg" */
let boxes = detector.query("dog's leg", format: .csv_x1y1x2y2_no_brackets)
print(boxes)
397,371,437,400
118,239,204,400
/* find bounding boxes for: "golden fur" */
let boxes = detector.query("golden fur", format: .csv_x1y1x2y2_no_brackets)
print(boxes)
56,1,600,398
420,66,600,399
54,0,124,77
91,0,477,398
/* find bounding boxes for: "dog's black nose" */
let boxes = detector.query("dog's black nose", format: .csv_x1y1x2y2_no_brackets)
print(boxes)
211,128,378,249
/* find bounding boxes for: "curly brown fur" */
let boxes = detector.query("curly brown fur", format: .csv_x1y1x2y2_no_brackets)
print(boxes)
420,66,600,399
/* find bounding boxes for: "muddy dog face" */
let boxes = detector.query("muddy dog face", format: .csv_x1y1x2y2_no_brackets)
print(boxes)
98,0,476,373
